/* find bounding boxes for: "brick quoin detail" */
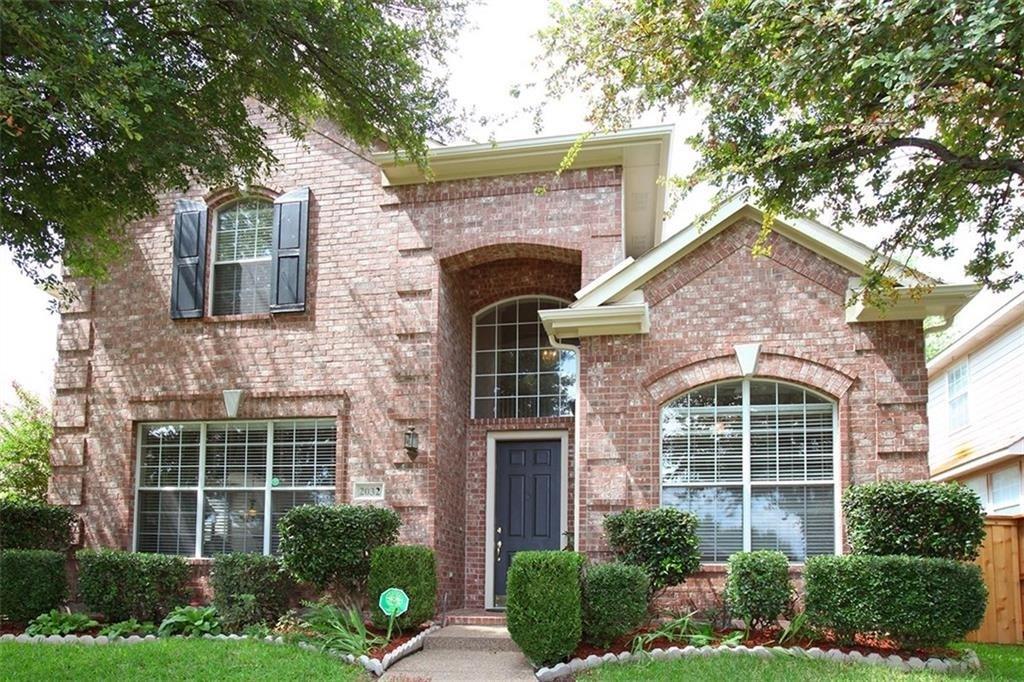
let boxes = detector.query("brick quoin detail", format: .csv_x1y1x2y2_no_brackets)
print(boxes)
48,113,929,610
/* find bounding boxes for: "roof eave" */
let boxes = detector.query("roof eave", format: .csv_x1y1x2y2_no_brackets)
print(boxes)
539,302,650,340
844,280,981,326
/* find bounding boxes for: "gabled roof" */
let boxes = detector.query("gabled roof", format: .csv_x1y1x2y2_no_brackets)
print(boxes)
373,126,672,257
540,193,980,340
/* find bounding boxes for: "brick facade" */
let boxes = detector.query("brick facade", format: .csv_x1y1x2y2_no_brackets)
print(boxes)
49,116,928,610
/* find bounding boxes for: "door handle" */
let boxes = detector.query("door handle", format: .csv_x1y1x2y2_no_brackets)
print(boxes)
496,539,502,563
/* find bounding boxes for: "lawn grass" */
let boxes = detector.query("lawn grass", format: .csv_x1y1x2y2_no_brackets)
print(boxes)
579,643,1024,681
0,638,367,681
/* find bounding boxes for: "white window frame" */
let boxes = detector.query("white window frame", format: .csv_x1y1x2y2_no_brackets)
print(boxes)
470,295,576,419
209,198,275,317
970,461,1024,515
132,419,337,558
658,378,842,564
946,359,970,432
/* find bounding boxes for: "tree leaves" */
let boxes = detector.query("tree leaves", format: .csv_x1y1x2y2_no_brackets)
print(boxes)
0,0,466,286
542,0,1024,295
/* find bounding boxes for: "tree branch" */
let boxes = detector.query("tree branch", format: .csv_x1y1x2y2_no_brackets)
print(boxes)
883,136,1024,178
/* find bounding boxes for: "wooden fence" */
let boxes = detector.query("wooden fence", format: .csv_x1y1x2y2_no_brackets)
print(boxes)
966,516,1024,644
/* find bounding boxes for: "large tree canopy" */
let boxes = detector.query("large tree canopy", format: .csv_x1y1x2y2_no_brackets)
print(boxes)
542,0,1024,299
1,0,464,287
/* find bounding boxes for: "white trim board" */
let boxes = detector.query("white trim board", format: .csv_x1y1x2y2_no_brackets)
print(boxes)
484,430,570,610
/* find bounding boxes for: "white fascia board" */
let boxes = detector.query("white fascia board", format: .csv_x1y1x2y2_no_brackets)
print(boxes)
539,302,650,340
844,280,981,326
927,291,1024,376
374,125,674,186
576,196,931,309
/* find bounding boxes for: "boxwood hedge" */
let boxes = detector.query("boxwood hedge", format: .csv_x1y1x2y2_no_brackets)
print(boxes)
0,549,66,622
724,550,793,630
0,500,76,550
842,481,985,561
603,508,700,594
77,549,190,622
506,551,584,666
211,553,292,632
804,554,987,648
368,545,437,630
582,561,649,647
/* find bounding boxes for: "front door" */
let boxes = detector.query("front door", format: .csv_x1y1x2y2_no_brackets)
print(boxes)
493,440,562,605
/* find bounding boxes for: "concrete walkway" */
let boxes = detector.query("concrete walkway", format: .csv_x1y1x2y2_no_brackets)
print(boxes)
381,625,535,681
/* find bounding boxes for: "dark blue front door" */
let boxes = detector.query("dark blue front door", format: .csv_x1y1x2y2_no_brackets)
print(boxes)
494,440,562,603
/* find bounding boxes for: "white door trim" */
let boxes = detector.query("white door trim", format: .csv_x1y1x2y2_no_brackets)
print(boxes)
484,430,570,610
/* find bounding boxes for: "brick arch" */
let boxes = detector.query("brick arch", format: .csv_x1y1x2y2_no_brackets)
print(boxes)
204,184,281,210
644,351,857,405
439,240,581,273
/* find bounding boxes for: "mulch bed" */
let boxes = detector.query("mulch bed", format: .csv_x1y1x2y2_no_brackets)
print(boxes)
569,626,958,663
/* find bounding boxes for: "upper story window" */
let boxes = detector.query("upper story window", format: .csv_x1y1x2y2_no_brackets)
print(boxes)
472,297,577,419
134,419,336,557
660,379,838,563
212,199,274,315
947,360,969,431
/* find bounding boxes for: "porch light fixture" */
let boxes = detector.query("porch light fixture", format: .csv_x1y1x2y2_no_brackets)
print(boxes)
404,426,419,461
222,389,243,419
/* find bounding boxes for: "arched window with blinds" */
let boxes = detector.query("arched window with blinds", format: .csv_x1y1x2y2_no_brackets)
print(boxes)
660,379,838,562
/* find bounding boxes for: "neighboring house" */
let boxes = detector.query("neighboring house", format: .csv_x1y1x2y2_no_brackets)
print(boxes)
47,115,978,610
928,291,1024,513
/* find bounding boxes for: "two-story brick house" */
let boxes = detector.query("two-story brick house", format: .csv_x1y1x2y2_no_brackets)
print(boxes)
48,115,978,610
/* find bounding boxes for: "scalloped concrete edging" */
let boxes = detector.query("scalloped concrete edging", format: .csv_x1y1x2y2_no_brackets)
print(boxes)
534,644,982,680
306,624,441,677
0,625,441,678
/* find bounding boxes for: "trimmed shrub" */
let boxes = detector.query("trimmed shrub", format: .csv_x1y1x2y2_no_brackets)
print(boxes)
603,508,701,594
581,562,649,647
0,499,76,550
506,551,584,667
723,551,792,630
368,545,437,630
0,549,66,622
77,549,190,622
843,481,985,561
804,554,987,648
278,504,400,592
211,553,291,632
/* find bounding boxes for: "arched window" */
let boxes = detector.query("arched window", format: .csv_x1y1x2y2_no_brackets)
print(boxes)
661,379,838,562
473,297,577,419
211,198,274,315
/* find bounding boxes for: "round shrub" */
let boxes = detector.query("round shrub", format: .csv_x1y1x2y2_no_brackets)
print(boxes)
0,500,77,550
804,554,987,648
0,549,66,622
278,504,400,592
603,508,701,594
506,551,584,666
77,549,190,622
843,481,985,561
582,562,649,647
368,545,437,630
211,553,292,632
723,550,792,630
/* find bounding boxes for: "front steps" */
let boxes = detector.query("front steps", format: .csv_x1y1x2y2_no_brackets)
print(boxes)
381,624,534,681
444,608,507,626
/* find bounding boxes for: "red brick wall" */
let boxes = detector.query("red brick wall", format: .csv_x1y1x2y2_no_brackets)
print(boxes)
48,110,621,609
576,218,928,605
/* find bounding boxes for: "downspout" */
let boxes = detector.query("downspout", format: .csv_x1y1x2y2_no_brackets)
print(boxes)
548,333,582,552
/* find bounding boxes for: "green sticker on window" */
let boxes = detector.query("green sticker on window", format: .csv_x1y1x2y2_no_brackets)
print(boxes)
271,477,281,487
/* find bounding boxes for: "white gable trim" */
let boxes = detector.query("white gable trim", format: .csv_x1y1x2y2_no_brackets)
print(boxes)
574,194,925,308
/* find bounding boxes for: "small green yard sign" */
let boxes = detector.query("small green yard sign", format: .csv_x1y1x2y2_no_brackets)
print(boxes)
378,587,409,618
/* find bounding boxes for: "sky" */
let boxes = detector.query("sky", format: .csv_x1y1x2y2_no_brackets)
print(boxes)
0,0,1019,407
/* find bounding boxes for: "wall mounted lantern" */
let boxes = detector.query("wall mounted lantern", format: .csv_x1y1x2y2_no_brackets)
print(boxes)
404,426,419,461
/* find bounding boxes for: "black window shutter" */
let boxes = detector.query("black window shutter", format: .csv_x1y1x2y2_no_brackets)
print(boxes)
170,199,208,319
270,187,310,313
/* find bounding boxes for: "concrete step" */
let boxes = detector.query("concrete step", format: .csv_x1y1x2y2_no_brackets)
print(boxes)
423,624,520,652
381,649,534,681
446,611,507,626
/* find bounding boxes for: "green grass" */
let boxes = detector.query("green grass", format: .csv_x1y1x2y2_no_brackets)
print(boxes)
0,638,367,681
580,644,1024,681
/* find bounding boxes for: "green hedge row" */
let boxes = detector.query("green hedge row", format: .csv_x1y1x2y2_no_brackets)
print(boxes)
582,562,648,647
0,500,76,550
78,549,190,622
804,554,987,648
211,553,291,632
0,549,66,622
